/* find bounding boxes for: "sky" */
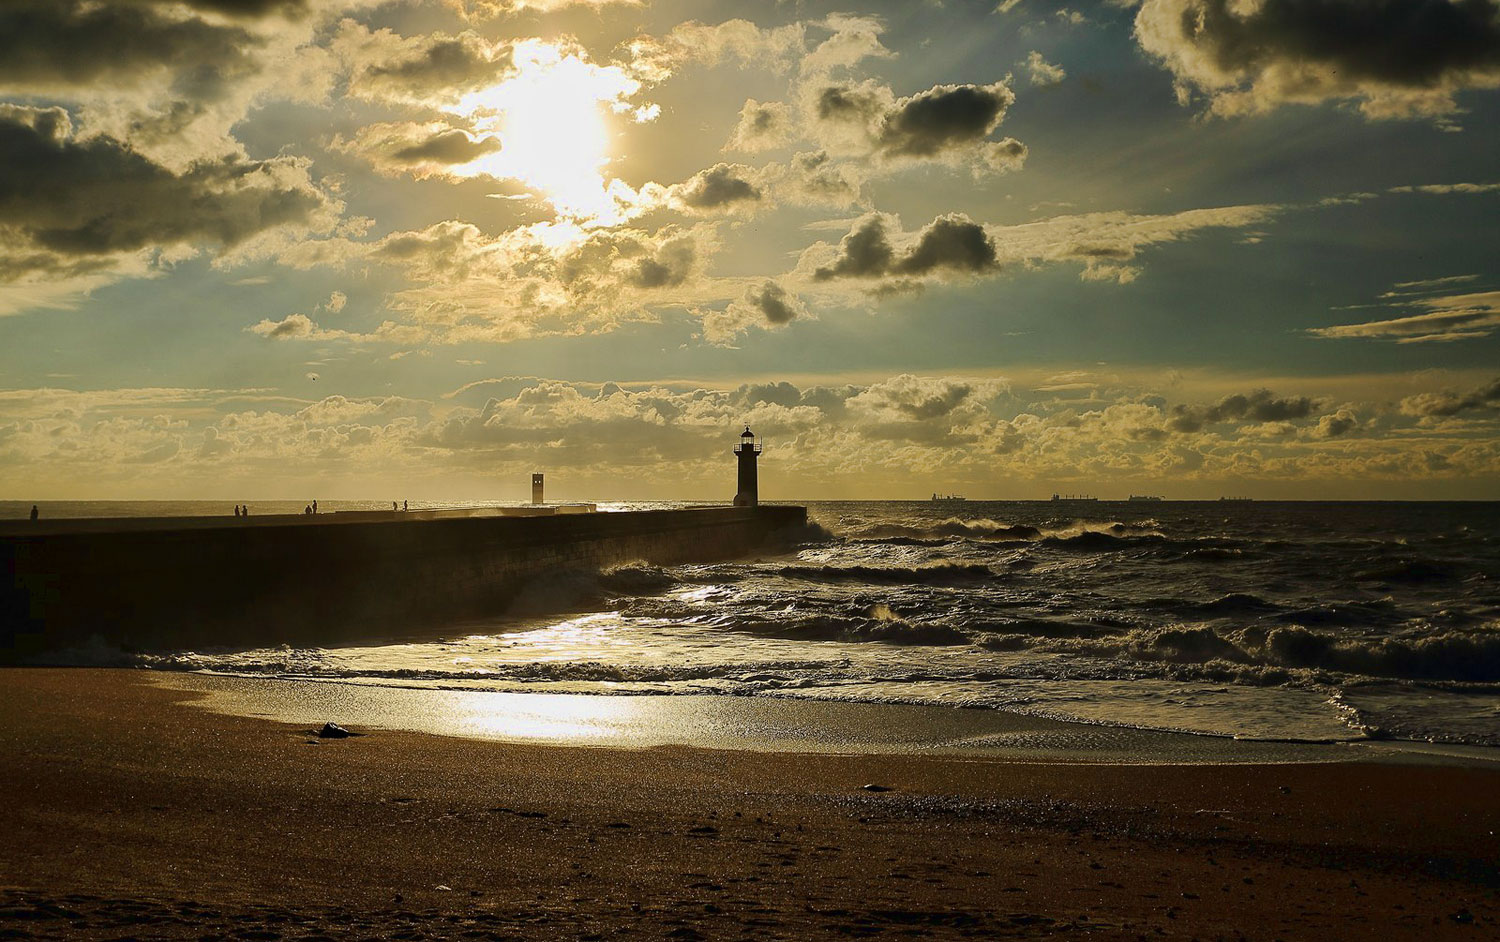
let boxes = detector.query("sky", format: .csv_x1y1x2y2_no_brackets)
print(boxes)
1,0,1498,501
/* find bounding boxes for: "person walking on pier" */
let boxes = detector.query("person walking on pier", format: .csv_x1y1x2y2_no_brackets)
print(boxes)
30,504,38,521
312,500,318,514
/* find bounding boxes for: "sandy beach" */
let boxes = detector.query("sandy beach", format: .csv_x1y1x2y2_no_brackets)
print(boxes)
1,668,1497,940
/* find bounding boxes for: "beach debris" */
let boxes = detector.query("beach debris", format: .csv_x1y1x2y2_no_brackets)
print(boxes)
862,783,893,792
434,885,452,892
316,722,358,739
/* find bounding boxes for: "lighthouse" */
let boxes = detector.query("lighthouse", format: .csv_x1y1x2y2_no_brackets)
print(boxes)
733,425,762,507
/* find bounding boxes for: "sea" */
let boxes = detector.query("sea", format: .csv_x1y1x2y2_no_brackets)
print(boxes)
6,499,1499,748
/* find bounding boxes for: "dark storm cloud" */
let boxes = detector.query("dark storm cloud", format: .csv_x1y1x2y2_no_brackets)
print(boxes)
814,213,998,281
812,215,894,280
875,83,1015,158
891,214,998,275
1136,0,1500,117
0,106,333,257
1168,389,1320,432
0,1,260,93
389,129,500,165
814,80,1016,161
743,281,804,325
1400,377,1500,417
676,163,762,209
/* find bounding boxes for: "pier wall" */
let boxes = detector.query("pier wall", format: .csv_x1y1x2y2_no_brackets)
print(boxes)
1,506,806,657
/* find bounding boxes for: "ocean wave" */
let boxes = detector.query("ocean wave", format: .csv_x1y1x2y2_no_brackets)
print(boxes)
776,562,995,585
1015,621,1500,684
596,564,679,595
1254,624,1500,682
850,517,1174,548
717,610,974,646
856,518,1043,542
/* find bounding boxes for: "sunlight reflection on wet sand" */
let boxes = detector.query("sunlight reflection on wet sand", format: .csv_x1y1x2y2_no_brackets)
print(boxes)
152,672,1387,764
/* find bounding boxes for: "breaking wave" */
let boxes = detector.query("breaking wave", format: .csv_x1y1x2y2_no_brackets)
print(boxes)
105,499,1500,748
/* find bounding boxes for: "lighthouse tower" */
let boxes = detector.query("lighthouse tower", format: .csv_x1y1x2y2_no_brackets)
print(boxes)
733,425,762,507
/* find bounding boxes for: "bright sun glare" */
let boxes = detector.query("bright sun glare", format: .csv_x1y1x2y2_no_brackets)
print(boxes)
455,40,643,225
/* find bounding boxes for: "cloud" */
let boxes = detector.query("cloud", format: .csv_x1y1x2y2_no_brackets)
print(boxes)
332,121,501,178
1134,0,1500,121
812,214,897,280
1314,409,1360,438
670,163,764,212
448,0,640,17
282,219,722,342
0,104,339,312
792,202,1272,298
625,19,808,82
1025,51,1066,87
0,105,336,256
1388,181,1500,195
1400,377,1500,417
892,214,999,276
704,280,809,343
770,151,866,208
807,211,1040,284
335,21,515,106
809,79,1023,168
0,1,263,97
250,312,317,339
1167,389,1319,433
5,374,1498,495
1311,290,1500,343
246,312,420,343
726,99,792,151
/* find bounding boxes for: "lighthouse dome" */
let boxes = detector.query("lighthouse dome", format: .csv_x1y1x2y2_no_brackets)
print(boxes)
741,426,755,438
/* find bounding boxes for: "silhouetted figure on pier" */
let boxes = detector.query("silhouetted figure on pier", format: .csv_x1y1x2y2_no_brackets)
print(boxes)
234,505,241,517
304,505,312,515
30,504,38,521
312,500,318,514
243,505,249,516
403,500,408,512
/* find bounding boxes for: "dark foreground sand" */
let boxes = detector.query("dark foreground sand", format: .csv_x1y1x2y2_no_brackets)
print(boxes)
2,669,1497,940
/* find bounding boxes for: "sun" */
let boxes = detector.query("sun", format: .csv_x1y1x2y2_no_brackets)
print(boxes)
455,40,645,225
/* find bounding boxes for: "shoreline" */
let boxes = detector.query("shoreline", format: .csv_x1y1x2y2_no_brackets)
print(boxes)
152,669,1500,766
3,668,1498,939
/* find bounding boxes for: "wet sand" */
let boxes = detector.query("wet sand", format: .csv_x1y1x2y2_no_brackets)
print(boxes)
2,669,1498,939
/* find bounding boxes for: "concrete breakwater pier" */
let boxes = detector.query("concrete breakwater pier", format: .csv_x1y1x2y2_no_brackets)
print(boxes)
1,505,806,659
